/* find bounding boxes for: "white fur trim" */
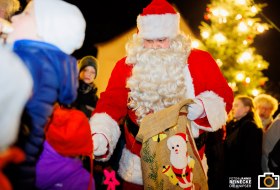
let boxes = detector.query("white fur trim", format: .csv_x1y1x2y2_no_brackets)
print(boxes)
183,66,200,138
89,113,120,161
195,91,227,132
183,66,227,134
118,147,143,185
137,13,180,39
183,66,195,99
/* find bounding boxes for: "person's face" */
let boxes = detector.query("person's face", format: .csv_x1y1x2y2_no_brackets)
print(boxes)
232,99,249,120
255,104,273,120
143,38,170,49
79,66,96,84
7,1,39,43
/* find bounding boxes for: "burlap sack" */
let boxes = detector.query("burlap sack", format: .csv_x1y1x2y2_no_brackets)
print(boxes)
136,99,208,190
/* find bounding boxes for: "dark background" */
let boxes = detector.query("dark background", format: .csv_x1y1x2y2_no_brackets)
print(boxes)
19,0,280,99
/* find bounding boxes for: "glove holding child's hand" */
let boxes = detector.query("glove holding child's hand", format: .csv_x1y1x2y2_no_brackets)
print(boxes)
187,98,206,120
93,133,108,156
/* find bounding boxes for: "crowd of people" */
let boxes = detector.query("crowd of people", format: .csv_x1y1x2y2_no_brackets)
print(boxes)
0,0,279,190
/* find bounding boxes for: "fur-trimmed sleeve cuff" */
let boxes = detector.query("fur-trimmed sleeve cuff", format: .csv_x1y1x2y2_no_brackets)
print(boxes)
89,113,121,161
191,91,228,136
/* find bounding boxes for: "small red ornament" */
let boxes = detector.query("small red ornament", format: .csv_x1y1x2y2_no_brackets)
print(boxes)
204,14,210,21
103,168,120,190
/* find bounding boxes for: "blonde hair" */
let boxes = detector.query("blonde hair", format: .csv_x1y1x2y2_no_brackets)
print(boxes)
253,94,278,116
0,0,20,19
126,33,192,123
235,95,263,128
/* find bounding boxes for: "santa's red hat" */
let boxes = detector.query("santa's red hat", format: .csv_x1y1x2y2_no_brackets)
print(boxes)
137,0,180,39
175,133,187,142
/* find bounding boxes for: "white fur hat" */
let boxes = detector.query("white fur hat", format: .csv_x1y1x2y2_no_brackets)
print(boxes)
137,0,180,39
33,0,86,54
0,48,33,151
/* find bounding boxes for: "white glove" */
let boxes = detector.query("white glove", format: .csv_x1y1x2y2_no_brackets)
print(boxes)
187,98,206,120
93,133,108,156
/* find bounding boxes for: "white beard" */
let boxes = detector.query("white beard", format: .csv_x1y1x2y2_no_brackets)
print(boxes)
171,153,188,169
126,34,192,123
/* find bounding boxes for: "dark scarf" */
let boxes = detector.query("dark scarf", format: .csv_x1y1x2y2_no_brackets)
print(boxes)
78,80,97,94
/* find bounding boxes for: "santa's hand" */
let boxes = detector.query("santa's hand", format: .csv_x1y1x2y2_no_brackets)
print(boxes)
93,133,108,156
187,98,206,120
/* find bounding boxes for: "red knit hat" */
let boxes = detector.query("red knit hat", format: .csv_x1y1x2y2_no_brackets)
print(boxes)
137,0,180,39
46,106,93,157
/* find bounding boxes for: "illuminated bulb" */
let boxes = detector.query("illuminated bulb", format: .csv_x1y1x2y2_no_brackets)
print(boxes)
220,9,229,17
214,33,227,43
252,89,260,97
235,14,242,20
245,77,251,83
191,40,199,48
212,8,219,16
212,7,229,17
201,31,210,39
236,73,245,81
238,21,248,32
228,82,237,91
235,0,247,5
238,51,252,63
243,40,248,45
251,6,258,13
216,59,223,67
247,20,253,26
257,25,265,33
222,17,227,23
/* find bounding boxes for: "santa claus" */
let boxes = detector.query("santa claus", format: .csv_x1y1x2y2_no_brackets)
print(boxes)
90,0,233,189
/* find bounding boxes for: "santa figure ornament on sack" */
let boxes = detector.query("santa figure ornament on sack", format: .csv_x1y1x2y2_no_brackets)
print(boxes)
166,133,195,190
90,0,233,188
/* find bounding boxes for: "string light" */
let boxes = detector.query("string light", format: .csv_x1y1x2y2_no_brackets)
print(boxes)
235,0,247,5
245,77,251,83
250,6,258,13
236,72,245,81
235,14,242,20
238,21,249,32
237,51,252,63
213,33,227,43
216,59,223,67
256,24,265,33
201,31,210,39
252,89,260,96
191,40,200,48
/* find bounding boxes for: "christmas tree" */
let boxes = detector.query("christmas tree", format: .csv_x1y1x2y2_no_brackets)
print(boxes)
196,0,270,96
